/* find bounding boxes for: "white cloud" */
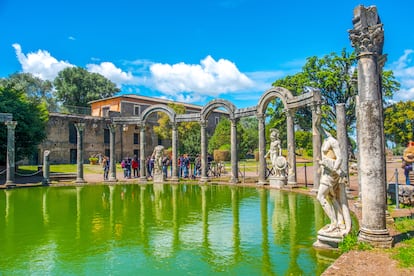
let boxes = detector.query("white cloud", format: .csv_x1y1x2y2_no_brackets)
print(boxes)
149,55,254,96
389,49,414,101
86,62,135,86
68,36,76,41
12,43,73,81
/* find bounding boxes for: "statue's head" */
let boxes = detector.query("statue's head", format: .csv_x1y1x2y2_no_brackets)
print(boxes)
270,128,279,140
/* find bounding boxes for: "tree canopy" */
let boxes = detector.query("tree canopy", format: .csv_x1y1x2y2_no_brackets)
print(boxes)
153,103,201,155
384,100,414,147
270,49,400,152
0,85,48,163
54,67,119,107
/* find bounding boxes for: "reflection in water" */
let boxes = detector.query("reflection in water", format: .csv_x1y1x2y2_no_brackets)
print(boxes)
0,184,337,274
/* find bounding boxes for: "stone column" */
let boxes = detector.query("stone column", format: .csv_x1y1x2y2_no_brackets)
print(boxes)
336,103,350,189
74,122,86,184
230,118,239,184
257,113,267,185
5,121,17,187
311,103,322,192
286,109,297,186
108,123,118,182
349,5,392,247
171,122,179,181
200,119,208,182
139,123,147,182
42,150,50,186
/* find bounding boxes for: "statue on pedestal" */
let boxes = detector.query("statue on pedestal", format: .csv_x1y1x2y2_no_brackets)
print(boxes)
266,128,287,187
152,145,165,183
314,115,352,248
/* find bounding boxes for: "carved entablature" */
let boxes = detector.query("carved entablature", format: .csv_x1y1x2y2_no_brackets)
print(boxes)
349,5,384,55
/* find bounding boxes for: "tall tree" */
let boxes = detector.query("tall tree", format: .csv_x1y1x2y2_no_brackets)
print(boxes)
271,49,399,147
0,85,48,163
54,67,119,107
0,73,56,111
384,101,414,147
208,117,231,153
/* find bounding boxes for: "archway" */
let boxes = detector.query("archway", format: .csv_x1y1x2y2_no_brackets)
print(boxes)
200,99,238,183
256,87,296,185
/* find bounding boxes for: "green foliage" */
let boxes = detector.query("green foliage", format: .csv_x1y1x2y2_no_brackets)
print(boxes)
219,144,231,150
270,49,399,155
338,230,359,253
0,73,56,111
384,101,414,147
295,130,312,153
238,117,259,159
0,85,48,163
54,67,119,107
392,238,414,268
208,117,231,153
152,103,201,155
394,217,414,233
338,230,373,253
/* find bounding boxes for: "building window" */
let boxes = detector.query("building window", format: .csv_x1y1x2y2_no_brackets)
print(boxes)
133,133,139,144
69,123,77,144
133,149,139,158
134,105,141,116
215,116,219,125
102,106,110,117
104,128,110,144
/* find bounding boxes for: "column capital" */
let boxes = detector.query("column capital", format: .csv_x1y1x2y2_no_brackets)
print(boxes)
74,122,86,132
5,120,17,129
349,6,384,56
107,123,117,132
256,113,265,121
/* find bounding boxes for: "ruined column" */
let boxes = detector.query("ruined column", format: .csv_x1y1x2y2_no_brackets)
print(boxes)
200,119,208,182
336,103,350,189
311,102,322,192
349,5,392,247
257,113,267,185
139,123,147,182
74,122,86,184
286,109,297,186
230,118,239,184
171,122,179,181
42,150,50,186
5,121,17,187
108,123,118,182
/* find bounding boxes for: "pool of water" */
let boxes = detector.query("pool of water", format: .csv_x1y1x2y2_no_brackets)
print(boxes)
0,184,338,275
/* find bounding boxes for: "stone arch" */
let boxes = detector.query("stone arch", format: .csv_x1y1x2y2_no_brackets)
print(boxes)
201,99,236,120
199,99,239,183
255,86,296,186
256,86,294,115
140,104,176,123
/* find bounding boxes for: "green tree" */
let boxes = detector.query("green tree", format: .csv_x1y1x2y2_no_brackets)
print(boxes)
1,73,56,110
54,67,119,107
271,49,399,151
153,103,200,155
0,85,48,163
384,101,414,147
238,117,259,159
208,117,231,153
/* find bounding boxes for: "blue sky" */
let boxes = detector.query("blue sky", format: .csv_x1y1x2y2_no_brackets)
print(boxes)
1,0,413,108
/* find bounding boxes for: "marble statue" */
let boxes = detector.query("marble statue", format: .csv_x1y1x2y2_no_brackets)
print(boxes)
152,145,165,182
265,129,282,171
316,116,351,237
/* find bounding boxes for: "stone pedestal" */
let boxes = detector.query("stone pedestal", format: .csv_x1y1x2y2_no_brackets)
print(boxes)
313,230,343,249
269,176,286,188
349,5,392,247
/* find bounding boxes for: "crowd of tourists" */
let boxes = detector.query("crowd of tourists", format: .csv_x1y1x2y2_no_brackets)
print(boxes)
100,153,212,180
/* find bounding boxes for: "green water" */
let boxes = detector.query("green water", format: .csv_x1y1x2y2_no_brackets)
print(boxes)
0,184,338,275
